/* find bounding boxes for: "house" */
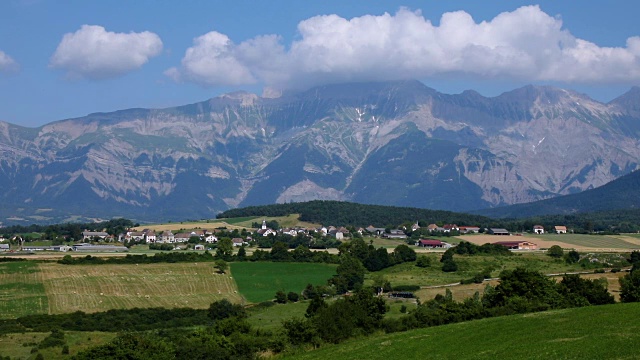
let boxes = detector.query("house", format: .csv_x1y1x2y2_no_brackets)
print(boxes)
426,224,439,231
204,233,218,243
82,231,109,241
443,224,459,232
489,228,510,236
174,233,192,243
365,226,385,236
145,231,156,243
158,231,175,243
0,244,9,251
411,221,420,232
494,241,538,250
555,226,567,234
415,239,450,248
129,231,145,242
328,228,344,240
533,225,545,234
232,238,248,247
281,228,297,236
257,228,276,237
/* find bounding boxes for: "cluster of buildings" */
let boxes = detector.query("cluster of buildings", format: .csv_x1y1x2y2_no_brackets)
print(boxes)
0,220,571,254
533,225,568,234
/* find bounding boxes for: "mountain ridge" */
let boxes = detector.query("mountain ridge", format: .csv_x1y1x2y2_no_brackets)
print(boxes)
1,80,639,225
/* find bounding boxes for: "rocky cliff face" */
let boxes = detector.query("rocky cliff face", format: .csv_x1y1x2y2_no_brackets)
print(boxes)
1,80,639,224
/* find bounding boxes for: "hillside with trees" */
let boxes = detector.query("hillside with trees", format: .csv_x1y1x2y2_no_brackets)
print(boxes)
217,200,492,227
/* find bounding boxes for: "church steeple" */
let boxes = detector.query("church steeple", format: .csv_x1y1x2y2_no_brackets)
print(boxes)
262,219,267,230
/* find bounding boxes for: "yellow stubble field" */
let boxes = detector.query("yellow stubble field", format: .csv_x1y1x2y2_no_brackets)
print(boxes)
37,262,243,315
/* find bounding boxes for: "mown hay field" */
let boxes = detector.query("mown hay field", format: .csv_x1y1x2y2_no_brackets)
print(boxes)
33,262,242,315
231,262,337,303
286,302,640,360
0,261,48,319
0,261,243,318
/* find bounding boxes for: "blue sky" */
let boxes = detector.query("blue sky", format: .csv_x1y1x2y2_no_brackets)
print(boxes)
1,0,639,127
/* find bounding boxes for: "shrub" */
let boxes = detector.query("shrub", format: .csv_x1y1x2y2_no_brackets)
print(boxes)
287,292,300,302
442,259,458,272
275,290,287,304
392,285,420,292
546,245,564,258
415,255,431,268
208,299,246,320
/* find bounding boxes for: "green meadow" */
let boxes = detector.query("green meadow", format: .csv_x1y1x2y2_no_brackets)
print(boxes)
0,261,48,319
285,302,640,360
373,252,586,288
231,262,337,303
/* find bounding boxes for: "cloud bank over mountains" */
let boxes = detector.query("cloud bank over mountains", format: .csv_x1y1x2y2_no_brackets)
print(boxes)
166,5,640,89
43,6,640,88
49,25,163,80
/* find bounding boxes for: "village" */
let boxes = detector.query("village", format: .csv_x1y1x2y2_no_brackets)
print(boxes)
0,219,570,254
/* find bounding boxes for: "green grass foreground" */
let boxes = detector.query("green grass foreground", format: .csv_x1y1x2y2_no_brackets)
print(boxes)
231,262,337,303
284,302,640,360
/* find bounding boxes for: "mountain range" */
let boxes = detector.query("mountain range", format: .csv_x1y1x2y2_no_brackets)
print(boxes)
1,80,639,224
472,169,640,219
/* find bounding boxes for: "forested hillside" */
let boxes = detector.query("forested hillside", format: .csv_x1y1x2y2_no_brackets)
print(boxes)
217,200,640,233
216,201,492,227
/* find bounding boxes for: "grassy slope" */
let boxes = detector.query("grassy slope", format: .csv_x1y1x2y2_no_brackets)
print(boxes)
374,252,586,288
231,262,337,303
285,302,640,360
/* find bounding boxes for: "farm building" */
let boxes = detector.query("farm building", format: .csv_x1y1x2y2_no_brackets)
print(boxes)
82,231,109,241
533,225,544,234
555,226,568,234
0,244,9,251
72,244,128,252
383,229,407,239
489,228,510,236
194,244,205,250
459,226,480,233
494,241,538,250
415,239,451,248
22,246,49,251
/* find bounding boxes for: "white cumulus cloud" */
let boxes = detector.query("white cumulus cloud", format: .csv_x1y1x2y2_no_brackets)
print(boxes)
50,25,163,80
0,50,19,73
167,6,640,89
